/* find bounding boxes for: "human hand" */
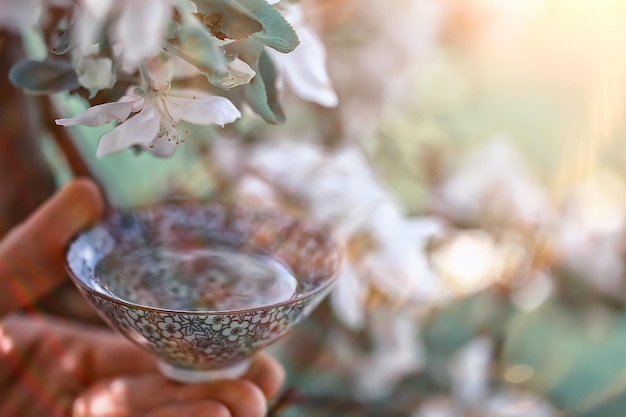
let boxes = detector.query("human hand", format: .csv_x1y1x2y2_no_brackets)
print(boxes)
0,314,285,416
0,178,104,316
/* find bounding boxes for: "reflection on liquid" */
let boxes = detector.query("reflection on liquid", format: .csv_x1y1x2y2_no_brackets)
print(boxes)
96,245,298,311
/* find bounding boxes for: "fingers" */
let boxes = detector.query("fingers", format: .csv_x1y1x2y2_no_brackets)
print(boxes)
143,400,230,417
81,352,284,416
243,352,286,400
3,315,285,417
177,379,267,417
82,340,283,415
84,324,285,391
0,314,157,383
75,374,268,417
75,322,158,379
0,178,104,316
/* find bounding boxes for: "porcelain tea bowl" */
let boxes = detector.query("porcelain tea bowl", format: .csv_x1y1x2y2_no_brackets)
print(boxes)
66,203,342,383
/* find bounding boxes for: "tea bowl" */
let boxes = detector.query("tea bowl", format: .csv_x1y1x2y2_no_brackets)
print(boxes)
66,202,342,383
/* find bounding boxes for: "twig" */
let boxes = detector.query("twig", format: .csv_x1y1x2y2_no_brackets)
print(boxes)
267,386,304,417
38,96,115,216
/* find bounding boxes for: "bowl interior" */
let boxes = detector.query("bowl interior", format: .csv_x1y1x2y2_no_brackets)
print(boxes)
67,203,342,313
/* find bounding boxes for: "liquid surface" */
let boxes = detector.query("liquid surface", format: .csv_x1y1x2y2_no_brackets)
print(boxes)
95,245,299,311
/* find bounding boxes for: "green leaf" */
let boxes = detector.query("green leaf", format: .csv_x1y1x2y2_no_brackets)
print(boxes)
229,0,299,53
503,301,626,416
257,49,285,123
177,17,228,76
52,28,73,55
422,289,512,355
224,38,285,124
165,20,181,40
195,0,263,40
194,0,299,53
9,58,79,94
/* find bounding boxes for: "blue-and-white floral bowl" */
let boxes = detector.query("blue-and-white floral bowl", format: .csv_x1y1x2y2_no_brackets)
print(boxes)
66,203,342,383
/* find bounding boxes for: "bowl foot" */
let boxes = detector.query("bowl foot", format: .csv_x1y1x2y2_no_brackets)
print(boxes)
157,359,251,383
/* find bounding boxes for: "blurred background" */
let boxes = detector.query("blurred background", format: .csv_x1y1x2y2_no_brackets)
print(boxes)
6,0,626,415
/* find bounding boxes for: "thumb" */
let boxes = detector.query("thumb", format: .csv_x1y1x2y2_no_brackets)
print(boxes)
0,178,104,316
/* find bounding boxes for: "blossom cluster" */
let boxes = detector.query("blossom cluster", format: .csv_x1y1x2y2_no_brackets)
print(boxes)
4,0,337,157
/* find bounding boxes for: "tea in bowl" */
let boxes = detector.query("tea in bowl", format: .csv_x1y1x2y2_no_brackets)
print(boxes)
66,203,342,383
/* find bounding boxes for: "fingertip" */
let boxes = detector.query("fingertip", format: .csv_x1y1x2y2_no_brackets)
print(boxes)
238,379,267,404
62,177,105,225
145,400,231,417
231,379,267,417
244,353,286,400
0,177,107,315
35,177,106,254
179,379,268,417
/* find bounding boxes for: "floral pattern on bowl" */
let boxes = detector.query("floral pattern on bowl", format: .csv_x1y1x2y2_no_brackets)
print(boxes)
66,202,342,382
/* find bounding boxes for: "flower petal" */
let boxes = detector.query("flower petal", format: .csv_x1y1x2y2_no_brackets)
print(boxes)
212,57,256,89
146,54,200,88
0,0,41,32
96,105,160,157
270,19,338,107
56,100,139,127
147,136,177,158
167,95,241,126
116,87,147,111
115,0,171,69
76,57,115,91
75,0,114,55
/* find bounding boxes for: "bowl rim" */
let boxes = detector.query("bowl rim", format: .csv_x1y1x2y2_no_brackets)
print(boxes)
64,204,344,316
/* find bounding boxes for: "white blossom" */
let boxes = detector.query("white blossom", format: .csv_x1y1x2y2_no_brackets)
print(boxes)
56,87,240,158
0,0,41,32
449,337,494,405
553,171,626,295
75,0,182,70
413,390,558,417
350,310,425,400
212,141,444,305
482,390,558,417
436,136,554,226
268,2,338,107
75,57,115,93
